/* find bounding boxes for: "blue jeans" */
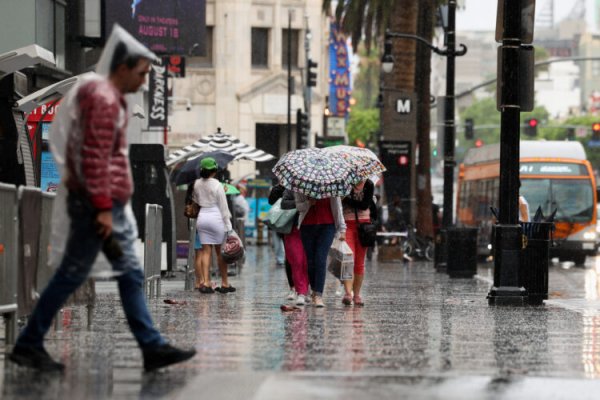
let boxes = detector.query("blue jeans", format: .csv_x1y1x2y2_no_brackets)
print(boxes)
272,232,286,264
16,193,165,349
300,224,336,295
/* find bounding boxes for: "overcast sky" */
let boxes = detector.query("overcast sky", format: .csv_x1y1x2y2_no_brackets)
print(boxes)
456,0,596,31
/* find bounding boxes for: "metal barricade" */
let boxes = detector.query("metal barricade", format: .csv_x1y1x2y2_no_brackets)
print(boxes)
37,192,95,329
17,186,42,317
36,192,56,292
144,204,162,298
0,183,19,344
185,219,197,291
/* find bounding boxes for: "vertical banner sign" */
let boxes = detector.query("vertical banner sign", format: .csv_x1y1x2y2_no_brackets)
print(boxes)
149,58,168,129
104,0,206,55
328,19,351,118
379,140,412,224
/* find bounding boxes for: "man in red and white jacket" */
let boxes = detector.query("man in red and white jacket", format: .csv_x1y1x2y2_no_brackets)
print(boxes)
9,27,196,373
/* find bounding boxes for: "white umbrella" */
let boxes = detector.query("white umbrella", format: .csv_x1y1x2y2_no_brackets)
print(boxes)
167,127,275,167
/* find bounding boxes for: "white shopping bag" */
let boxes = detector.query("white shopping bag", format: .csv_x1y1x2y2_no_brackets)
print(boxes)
327,239,354,281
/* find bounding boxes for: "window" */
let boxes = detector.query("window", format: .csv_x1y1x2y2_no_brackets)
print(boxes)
188,26,214,68
251,28,269,68
281,29,299,68
593,60,600,77
54,1,66,69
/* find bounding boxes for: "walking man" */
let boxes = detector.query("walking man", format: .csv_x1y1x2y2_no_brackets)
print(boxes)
9,25,196,372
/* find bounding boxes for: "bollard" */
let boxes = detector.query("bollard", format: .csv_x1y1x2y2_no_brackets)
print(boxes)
447,227,478,278
434,229,448,272
256,219,267,245
185,219,197,291
143,204,163,298
520,222,553,305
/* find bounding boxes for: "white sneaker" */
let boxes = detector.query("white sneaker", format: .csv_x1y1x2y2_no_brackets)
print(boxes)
286,290,296,301
296,294,306,306
313,295,325,308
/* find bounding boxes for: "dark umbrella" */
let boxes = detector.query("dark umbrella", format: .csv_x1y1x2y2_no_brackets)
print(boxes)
171,150,235,185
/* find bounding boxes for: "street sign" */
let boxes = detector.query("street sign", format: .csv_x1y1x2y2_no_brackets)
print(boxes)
588,140,600,148
396,98,412,114
316,135,345,148
326,117,346,137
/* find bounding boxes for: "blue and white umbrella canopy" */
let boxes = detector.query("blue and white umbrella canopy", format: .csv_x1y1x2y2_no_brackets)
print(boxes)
166,127,275,167
273,148,361,199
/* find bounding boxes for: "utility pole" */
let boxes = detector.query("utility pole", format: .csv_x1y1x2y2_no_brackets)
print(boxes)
287,10,292,151
304,14,311,136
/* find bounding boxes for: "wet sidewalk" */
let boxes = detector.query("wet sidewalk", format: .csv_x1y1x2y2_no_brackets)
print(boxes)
2,246,600,399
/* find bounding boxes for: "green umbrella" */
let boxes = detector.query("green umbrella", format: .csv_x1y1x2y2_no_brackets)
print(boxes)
223,183,240,195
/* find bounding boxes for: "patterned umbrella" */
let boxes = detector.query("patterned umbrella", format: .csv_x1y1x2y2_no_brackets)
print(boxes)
273,148,361,199
166,127,275,167
322,145,386,179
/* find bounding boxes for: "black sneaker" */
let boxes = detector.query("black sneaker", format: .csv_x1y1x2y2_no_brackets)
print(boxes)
142,344,196,372
9,345,65,372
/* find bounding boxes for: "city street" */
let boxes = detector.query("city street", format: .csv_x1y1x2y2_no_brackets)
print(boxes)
3,245,600,399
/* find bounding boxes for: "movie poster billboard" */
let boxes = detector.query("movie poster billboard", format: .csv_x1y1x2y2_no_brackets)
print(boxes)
104,0,206,55
328,19,351,118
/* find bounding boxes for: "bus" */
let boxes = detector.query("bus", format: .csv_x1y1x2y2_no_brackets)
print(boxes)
457,140,597,265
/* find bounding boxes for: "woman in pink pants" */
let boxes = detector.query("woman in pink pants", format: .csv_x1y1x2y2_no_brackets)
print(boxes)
341,179,375,306
280,189,309,305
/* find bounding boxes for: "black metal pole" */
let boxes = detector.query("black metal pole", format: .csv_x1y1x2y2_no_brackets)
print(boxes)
488,0,526,305
441,0,456,230
287,11,292,152
434,0,458,271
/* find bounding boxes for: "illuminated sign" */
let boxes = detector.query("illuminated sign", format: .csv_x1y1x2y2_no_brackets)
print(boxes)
104,0,206,55
328,20,351,118
519,163,587,176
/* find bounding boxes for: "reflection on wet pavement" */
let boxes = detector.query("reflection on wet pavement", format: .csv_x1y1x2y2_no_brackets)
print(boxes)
2,246,600,398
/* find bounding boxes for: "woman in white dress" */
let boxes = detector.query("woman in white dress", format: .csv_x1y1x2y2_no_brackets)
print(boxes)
193,157,236,294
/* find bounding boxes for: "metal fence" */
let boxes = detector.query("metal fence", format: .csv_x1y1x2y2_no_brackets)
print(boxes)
0,183,19,344
144,204,162,298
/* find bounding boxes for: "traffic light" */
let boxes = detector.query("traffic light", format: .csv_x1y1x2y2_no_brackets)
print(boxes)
307,59,317,87
475,138,484,148
432,147,438,158
524,118,538,136
592,122,600,139
465,118,474,140
296,108,309,149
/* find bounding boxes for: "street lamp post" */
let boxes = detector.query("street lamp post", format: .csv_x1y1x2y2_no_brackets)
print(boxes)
381,0,466,268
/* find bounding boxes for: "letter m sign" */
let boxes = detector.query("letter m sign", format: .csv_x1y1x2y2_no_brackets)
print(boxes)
396,98,411,114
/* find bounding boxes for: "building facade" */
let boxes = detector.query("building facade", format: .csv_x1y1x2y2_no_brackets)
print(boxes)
168,0,329,179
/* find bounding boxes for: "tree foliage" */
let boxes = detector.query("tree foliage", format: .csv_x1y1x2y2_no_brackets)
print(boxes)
347,108,380,145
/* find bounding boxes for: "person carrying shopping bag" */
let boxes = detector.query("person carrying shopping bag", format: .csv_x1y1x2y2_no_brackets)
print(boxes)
192,157,236,294
341,179,375,306
295,193,346,307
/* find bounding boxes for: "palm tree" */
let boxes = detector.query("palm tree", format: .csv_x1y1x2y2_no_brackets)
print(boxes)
323,0,435,237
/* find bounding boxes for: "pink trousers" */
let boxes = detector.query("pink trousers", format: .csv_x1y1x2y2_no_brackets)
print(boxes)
284,226,309,295
345,220,368,276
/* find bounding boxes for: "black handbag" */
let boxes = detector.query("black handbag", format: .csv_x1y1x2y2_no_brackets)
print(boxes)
354,207,377,247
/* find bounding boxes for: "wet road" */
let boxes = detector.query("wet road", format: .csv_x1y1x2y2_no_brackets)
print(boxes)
3,246,600,399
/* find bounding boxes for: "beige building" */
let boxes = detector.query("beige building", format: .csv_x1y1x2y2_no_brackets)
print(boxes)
167,0,329,179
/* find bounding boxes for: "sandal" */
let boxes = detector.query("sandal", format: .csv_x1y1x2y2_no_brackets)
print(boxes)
353,295,364,307
342,294,352,306
199,286,215,294
215,285,236,293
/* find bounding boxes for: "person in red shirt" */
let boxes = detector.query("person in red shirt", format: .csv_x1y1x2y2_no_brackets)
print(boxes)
295,193,346,307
